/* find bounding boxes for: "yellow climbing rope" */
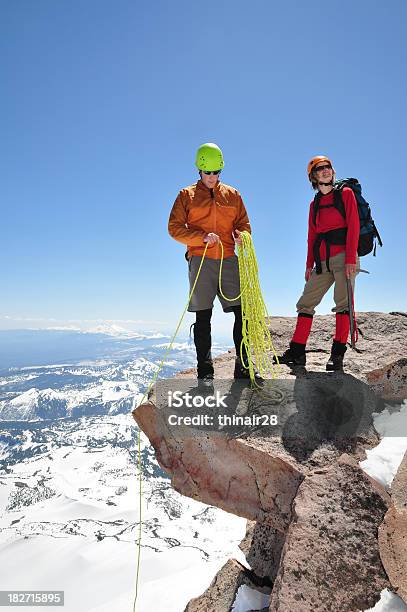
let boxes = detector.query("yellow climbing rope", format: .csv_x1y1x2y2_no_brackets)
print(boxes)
219,231,280,383
131,242,209,612
132,232,280,610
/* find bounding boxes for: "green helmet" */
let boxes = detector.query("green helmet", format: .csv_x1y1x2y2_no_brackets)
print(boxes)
195,143,225,171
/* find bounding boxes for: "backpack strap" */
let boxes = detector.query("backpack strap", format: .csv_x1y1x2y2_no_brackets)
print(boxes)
312,186,348,274
313,187,347,225
333,186,346,220
312,191,322,225
372,220,383,247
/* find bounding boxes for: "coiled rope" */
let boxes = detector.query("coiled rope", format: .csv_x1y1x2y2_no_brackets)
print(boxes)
218,231,280,383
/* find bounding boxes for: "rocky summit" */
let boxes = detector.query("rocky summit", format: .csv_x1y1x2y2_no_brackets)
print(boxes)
132,312,407,612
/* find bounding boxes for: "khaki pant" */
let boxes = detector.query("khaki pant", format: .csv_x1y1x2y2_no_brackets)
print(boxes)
187,255,241,312
296,252,360,315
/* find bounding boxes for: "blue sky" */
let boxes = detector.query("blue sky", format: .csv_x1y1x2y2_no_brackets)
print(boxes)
1,0,406,337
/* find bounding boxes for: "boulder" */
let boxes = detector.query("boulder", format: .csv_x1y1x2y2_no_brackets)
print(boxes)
184,559,244,612
366,359,407,403
379,449,407,604
135,399,304,531
268,454,390,612
184,559,271,612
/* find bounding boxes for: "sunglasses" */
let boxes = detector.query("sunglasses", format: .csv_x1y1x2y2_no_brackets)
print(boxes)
315,164,332,172
202,169,222,175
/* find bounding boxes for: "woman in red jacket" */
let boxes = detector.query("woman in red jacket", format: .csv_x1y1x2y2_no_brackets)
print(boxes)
276,156,360,371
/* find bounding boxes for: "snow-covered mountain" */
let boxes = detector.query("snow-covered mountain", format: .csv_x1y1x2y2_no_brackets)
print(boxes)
0,413,247,611
84,323,166,339
0,358,159,421
0,329,228,422
0,330,243,612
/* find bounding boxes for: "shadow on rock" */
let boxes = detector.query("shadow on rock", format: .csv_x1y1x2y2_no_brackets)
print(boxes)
281,369,385,463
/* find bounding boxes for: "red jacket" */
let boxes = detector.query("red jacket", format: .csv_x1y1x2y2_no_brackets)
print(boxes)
168,180,251,259
306,187,360,269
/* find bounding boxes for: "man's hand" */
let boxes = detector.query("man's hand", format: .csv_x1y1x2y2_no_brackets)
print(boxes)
305,267,313,282
345,263,357,278
203,232,220,245
233,230,242,246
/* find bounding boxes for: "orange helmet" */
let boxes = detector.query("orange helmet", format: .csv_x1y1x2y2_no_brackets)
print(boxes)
307,155,333,180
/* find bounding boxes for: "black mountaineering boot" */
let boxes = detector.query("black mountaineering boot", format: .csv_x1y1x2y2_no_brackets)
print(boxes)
326,340,347,372
194,309,214,380
234,356,264,384
232,307,264,384
274,341,306,367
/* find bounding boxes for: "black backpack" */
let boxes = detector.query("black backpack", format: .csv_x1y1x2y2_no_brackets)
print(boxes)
312,177,383,257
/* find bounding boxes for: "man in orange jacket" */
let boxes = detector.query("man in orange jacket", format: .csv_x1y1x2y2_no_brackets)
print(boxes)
168,143,256,382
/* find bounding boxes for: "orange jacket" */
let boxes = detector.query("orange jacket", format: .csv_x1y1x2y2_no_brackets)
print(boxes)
168,180,251,259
